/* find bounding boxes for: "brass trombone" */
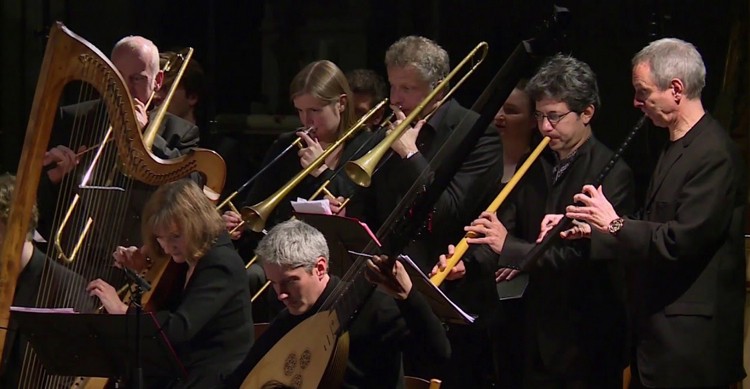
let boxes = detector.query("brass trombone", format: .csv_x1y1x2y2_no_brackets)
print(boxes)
239,97,390,233
345,41,489,188
217,126,315,234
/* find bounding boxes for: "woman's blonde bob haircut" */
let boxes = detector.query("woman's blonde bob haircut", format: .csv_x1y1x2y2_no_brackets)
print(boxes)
141,179,225,265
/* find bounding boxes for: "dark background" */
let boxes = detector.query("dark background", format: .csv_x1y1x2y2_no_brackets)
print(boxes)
1,0,747,204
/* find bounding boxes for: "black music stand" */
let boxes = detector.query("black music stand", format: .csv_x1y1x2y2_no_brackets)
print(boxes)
297,213,475,325
11,310,186,382
296,212,381,276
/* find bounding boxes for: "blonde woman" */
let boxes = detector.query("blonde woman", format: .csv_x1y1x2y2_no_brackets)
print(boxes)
88,178,253,388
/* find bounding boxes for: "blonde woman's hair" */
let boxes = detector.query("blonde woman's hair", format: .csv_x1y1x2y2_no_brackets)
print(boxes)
289,60,356,138
141,179,224,265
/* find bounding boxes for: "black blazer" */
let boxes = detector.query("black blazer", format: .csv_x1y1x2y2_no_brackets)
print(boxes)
350,99,502,272
592,114,747,387
154,232,254,388
468,136,635,377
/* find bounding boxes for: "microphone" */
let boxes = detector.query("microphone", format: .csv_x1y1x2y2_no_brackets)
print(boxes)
122,267,152,292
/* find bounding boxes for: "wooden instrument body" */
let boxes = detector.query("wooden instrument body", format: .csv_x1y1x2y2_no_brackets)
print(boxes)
240,310,349,389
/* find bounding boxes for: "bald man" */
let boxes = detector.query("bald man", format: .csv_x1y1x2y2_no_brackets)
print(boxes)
39,35,201,247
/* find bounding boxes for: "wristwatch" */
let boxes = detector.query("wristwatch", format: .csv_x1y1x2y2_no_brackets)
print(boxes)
608,217,624,235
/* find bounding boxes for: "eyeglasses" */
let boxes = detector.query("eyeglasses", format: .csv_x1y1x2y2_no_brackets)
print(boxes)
534,110,575,125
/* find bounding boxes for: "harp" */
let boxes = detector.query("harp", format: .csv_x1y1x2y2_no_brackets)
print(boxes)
0,22,225,387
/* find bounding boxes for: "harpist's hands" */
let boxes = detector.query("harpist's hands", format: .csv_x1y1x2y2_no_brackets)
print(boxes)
430,244,466,281
87,279,128,314
44,145,81,184
113,246,148,272
365,255,412,300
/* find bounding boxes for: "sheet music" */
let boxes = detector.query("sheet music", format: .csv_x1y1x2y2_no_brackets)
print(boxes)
397,255,475,325
10,306,77,314
298,212,382,247
291,198,332,215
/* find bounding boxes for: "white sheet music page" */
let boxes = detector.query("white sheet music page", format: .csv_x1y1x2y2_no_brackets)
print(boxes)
10,306,77,314
291,198,332,215
397,254,476,324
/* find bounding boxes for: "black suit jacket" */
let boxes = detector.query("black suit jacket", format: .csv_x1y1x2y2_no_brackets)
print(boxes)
152,232,254,388
468,136,635,377
592,114,747,387
350,99,502,272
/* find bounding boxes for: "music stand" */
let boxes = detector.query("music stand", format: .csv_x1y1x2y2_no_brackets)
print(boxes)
11,309,186,381
296,212,381,276
297,213,475,325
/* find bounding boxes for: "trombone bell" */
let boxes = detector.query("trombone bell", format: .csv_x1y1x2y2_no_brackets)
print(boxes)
240,203,270,233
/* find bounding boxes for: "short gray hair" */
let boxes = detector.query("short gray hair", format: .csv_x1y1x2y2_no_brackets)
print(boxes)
632,37,706,99
255,219,329,271
525,54,601,112
385,36,449,88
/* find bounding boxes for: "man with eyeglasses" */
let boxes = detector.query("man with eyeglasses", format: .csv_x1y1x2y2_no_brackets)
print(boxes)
432,53,635,388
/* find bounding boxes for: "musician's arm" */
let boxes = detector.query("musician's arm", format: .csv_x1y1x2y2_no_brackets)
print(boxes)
591,148,738,264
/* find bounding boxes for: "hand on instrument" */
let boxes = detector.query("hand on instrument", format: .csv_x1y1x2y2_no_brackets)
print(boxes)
388,105,424,159
566,185,618,233
44,145,83,184
465,212,508,254
297,130,328,177
222,210,244,240
495,266,520,282
87,279,128,314
365,255,412,300
113,245,149,272
326,194,346,216
430,244,466,281
134,98,149,131
537,214,563,242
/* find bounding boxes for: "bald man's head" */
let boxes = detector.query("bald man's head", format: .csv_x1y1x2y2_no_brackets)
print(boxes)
111,36,163,104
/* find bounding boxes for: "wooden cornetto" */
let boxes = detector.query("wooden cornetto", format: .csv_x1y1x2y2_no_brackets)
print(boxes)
0,22,225,388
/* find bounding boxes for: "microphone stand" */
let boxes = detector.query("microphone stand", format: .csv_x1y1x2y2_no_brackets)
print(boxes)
132,284,145,389
124,267,151,389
